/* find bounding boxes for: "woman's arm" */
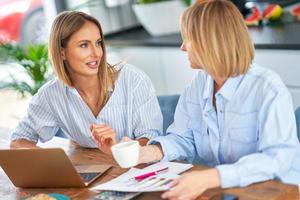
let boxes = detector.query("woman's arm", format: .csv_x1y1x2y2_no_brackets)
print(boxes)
11,86,60,148
147,87,198,163
10,139,39,149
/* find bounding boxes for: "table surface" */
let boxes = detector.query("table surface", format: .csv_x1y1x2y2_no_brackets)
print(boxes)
0,132,298,200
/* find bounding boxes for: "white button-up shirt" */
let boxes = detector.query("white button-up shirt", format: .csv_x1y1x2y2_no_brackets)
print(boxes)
11,64,163,147
150,63,300,188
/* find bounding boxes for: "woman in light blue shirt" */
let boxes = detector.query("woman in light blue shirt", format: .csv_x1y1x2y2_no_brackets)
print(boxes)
10,11,162,153
136,1,300,199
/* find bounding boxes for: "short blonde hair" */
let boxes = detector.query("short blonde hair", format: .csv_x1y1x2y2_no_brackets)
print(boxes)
49,11,116,109
181,0,254,78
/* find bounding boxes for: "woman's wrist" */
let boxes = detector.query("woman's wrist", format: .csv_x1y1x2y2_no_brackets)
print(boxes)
139,144,164,164
10,139,39,149
207,168,221,188
150,144,163,162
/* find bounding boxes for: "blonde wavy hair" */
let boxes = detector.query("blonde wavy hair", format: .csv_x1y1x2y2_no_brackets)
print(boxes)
48,11,116,110
181,0,254,78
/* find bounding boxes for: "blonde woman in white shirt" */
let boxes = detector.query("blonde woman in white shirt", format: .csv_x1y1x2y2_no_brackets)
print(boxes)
132,1,300,199
10,11,163,154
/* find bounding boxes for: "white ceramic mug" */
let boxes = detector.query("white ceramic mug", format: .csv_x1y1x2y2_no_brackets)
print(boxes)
111,141,140,168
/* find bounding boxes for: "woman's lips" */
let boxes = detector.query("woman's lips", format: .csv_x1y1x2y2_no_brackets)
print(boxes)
86,61,98,69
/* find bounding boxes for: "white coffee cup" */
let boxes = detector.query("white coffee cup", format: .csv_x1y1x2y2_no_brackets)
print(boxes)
111,141,140,168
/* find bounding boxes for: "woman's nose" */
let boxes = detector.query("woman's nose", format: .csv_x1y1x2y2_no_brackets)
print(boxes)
180,43,187,51
91,45,101,57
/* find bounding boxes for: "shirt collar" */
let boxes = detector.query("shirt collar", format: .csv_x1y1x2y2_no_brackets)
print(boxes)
62,82,79,96
202,74,214,100
217,75,244,101
63,80,114,96
202,73,244,102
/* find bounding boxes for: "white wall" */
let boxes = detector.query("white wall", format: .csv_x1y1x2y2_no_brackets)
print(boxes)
108,46,300,109
108,46,196,95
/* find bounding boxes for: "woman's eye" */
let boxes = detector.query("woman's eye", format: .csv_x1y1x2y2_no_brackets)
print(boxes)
96,40,102,47
79,43,88,48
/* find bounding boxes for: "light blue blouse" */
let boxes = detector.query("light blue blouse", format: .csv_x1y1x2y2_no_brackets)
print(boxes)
150,63,300,188
11,64,163,147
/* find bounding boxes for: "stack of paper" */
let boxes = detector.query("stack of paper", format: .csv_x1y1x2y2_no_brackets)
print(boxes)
91,162,193,192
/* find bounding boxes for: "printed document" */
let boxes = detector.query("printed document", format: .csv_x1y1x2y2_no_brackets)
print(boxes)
92,162,193,192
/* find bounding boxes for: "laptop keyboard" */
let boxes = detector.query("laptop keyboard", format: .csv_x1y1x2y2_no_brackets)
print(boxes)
79,172,100,183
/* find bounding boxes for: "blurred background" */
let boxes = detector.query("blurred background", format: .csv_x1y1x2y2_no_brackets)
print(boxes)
0,0,300,134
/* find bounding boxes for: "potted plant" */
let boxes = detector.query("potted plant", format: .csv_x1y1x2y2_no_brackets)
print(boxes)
132,0,192,36
0,43,53,97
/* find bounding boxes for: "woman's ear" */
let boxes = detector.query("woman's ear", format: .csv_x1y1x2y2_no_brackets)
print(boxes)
61,49,66,60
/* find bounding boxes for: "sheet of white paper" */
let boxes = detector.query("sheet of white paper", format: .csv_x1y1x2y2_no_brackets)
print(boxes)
91,162,193,192
138,161,193,176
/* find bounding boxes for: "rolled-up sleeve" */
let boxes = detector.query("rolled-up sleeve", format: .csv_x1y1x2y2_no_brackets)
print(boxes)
217,87,299,188
132,73,163,140
11,89,59,143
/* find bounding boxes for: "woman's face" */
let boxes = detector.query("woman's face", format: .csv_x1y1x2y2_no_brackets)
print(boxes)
180,38,202,69
62,21,103,78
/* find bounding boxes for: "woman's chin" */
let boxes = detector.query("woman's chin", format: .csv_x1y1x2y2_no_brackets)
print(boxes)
84,68,99,76
190,64,202,69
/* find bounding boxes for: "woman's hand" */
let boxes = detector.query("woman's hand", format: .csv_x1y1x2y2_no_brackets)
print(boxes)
91,124,116,154
161,168,221,200
10,139,40,149
119,137,163,164
139,144,164,164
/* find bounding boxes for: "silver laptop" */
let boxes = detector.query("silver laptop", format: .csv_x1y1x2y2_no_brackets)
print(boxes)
0,148,111,188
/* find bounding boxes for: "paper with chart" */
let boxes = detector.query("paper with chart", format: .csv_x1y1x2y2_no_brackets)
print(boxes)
91,162,193,192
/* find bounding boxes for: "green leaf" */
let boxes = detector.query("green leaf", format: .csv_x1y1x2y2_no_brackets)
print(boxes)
0,43,52,97
183,0,191,6
0,81,33,97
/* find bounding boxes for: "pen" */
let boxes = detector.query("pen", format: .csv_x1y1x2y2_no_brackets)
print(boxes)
132,167,169,181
